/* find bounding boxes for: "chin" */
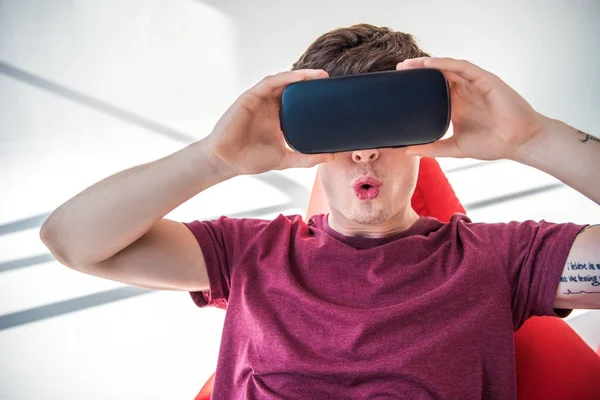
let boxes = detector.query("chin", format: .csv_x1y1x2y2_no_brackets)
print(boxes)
346,204,391,225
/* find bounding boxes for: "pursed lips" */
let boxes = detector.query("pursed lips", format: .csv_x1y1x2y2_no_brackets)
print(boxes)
352,176,383,200
352,176,383,189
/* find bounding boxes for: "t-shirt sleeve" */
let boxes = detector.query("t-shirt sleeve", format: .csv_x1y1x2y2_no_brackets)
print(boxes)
465,219,588,330
183,216,269,310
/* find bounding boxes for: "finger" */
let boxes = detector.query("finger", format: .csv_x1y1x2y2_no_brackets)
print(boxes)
397,61,465,92
404,138,465,159
253,69,329,98
444,71,466,85
278,150,335,170
396,56,429,70
397,57,487,82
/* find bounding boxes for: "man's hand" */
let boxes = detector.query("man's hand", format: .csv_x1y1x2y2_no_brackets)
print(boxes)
203,70,335,178
397,57,545,161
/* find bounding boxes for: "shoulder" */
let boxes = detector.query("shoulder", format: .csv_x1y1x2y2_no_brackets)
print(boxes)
183,214,308,254
189,213,306,233
442,213,554,230
427,213,540,241
443,214,586,250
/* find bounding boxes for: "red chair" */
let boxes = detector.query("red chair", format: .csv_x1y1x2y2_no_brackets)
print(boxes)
195,157,600,400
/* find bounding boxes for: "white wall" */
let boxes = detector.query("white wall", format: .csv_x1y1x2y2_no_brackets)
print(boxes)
1,1,598,399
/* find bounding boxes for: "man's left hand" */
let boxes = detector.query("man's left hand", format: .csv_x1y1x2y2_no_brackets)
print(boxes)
397,57,545,161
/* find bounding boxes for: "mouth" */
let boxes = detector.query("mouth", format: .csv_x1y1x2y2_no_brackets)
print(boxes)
352,177,382,200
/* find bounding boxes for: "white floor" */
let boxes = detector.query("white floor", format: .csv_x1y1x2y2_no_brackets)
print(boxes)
1,1,599,399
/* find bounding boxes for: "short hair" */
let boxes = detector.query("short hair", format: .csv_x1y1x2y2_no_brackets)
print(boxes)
292,23,430,77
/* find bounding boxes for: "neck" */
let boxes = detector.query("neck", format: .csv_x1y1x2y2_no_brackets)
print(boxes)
327,206,421,238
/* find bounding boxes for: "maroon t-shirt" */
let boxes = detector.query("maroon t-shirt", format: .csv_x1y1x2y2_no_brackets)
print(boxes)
184,213,585,399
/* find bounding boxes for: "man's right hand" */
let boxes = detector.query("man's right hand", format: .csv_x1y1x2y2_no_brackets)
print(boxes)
42,71,337,292
203,70,335,178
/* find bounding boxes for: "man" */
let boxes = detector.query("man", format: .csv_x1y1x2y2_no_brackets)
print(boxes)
40,24,599,399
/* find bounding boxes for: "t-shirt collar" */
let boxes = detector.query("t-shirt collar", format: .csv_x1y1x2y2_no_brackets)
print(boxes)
311,213,435,249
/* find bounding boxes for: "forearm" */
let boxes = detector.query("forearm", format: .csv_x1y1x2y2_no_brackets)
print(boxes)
514,117,600,204
40,139,233,266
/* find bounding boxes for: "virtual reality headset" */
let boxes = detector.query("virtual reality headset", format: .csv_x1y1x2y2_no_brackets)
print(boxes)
280,68,451,154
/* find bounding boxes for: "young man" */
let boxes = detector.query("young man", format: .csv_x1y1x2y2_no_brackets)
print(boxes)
40,24,599,399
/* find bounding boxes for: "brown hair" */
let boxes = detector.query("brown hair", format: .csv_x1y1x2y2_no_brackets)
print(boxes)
292,23,430,77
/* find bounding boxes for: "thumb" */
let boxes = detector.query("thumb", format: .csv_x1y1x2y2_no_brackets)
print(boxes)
404,138,464,158
278,150,335,170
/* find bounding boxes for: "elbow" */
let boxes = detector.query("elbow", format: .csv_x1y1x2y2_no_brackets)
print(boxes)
39,220,73,268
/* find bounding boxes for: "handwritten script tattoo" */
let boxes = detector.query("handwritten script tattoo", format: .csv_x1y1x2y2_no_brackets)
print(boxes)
564,289,600,295
561,261,600,295
578,130,600,144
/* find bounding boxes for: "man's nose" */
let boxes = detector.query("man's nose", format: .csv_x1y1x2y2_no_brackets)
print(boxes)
352,148,380,163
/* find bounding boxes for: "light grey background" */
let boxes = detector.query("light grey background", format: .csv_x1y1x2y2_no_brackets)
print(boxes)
1,1,599,399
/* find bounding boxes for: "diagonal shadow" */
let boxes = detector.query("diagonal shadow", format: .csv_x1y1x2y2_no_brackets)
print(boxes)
0,172,309,239
0,201,302,276
464,182,564,211
0,61,310,236
0,61,308,197
0,201,304,327
0,61,196,144
0,212,51,235
0,64,310,323
0,286,153,331
0,253,55,272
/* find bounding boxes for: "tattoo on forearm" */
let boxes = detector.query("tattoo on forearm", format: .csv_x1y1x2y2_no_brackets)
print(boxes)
561,261,600,294
578,130,600,144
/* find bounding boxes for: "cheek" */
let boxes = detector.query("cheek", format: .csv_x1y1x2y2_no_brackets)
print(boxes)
393,160,420,194
319,168,336,194
319,166,346,199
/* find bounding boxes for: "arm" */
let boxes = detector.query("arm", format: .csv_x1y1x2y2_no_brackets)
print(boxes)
397,57,600,310
40,69,333,291
514,119,600,310
40,141,225,291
